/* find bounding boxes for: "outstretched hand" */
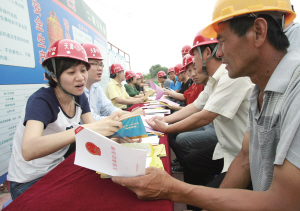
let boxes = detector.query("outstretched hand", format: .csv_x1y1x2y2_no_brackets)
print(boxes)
112,167,175,200
145,118,168,133
87,111,123,137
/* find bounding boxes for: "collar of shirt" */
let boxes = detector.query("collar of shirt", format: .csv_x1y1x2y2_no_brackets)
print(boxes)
208,64,227,83
84,83,98,96
111,79,122,86
265,50,300,93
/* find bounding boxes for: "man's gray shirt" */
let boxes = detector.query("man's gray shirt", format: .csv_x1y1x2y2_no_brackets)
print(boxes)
247,50,300,191
163,78,172,88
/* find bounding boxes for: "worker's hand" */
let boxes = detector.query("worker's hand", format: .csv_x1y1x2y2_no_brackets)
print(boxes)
145,118,168,133
86,111,123,136
112,167,175,200
131,107,145,116
112,136,142,143
136,98,145,104
163,89,171,96
150,115,165,122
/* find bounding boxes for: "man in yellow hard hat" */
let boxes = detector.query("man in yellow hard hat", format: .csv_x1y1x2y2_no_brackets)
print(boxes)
111,0,300,210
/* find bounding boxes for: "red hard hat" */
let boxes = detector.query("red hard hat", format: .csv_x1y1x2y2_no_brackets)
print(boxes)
168,67,175,73
125,70,136,80
174,63,184,76
81,43,103,60
158,71,166,78
110,63,124,74
190,29,218,56
181,45,191,54
183,54,194,70
42,39,90,70
136,72,143,79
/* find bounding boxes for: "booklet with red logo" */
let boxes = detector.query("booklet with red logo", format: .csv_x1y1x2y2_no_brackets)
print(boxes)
73,123,147,177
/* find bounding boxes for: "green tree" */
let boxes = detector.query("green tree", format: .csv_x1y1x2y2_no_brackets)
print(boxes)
149,64,161,73
151,67,168,78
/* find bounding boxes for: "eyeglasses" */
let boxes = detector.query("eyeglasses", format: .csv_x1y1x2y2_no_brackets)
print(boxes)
90,62,104,68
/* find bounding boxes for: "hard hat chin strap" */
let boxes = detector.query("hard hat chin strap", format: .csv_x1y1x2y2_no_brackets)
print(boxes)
197,43,219,77
46,58,81,107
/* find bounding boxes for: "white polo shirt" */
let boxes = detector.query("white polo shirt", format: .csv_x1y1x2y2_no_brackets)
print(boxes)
193,64,254,172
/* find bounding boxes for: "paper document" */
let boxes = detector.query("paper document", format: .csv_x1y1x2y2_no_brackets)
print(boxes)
159,99,180,107
121,143,154,156
144,89,156,100
73,123,147,177
141,136,160,145
140,105,165,109
145,109,170,114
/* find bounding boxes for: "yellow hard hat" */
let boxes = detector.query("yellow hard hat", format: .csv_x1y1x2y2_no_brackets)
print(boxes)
203,0,296,38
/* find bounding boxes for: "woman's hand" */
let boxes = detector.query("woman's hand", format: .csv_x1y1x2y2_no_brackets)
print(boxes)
85,111,123,136
112,136,142,143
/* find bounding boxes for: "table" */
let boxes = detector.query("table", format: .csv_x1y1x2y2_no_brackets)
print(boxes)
4,104,173,211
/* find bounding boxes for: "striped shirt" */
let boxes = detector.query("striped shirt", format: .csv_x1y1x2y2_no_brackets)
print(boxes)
248,50,300,191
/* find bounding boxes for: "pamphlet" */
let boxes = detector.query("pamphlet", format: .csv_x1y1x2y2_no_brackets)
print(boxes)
108,114,148,139
73,123,147,177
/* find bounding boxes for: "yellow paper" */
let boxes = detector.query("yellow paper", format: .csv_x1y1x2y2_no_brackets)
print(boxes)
144,89,156,100
153,144,167,157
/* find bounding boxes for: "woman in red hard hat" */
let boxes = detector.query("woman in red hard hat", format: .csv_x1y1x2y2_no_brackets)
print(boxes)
7,39,123,200
124,70,144,98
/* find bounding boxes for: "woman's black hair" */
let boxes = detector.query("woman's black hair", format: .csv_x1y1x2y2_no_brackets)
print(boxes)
126,78,133,83
44,57,89,87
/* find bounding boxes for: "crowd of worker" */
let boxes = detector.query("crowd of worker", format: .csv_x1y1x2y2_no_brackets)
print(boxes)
6,0,300,210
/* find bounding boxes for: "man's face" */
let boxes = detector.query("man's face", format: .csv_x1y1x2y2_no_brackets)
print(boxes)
88,59,103,83
216,22,255,78
118,70,125,81
177,72,184,82
187,63,208,85
193,48,205,75
182,53,188,58
158,77,163,83
168,71,175,81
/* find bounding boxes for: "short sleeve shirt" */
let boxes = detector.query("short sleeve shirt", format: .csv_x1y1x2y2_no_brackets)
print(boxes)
247,50,300,191
180,78,193,94
7,87,90,183
183,83,204,105
105,79,130,109
163,78,172,88
84,83,120,121
193,64,254,172
169,77,182,91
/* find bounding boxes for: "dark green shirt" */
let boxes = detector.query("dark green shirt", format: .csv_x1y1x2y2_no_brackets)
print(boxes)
124,84,140,97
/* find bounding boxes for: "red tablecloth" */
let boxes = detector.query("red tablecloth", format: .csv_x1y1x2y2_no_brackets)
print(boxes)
5,104,173,211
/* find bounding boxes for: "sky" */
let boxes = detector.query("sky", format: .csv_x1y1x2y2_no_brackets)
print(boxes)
84,0,300,75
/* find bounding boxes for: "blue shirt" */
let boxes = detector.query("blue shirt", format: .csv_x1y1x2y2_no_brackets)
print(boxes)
84,83,120,121
169,76,182,91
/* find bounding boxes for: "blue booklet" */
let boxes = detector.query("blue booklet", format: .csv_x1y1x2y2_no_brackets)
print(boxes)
107,114,148,139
